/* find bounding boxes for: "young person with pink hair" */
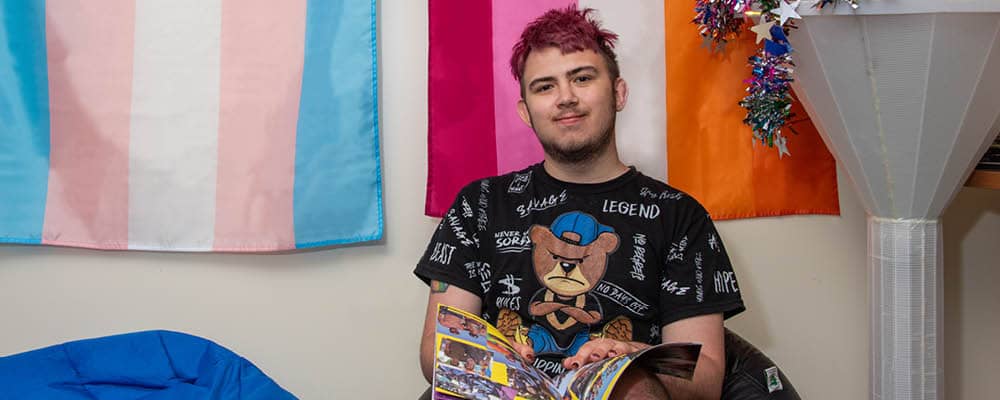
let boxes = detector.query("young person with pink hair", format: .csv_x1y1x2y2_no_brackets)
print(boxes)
417,6,744,399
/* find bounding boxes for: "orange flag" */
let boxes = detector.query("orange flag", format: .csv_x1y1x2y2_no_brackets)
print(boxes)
665,1,839,220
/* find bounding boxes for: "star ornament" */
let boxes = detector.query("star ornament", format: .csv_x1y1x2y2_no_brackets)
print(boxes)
750,20,775,44
771,0,802,26
776,134,791,158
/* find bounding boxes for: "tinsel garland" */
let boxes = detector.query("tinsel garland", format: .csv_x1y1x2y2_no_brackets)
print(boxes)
693,0,751,50
694,0,861,156
739,30,794,156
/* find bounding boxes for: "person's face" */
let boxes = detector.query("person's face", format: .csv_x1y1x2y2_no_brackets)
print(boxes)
517,47,627,164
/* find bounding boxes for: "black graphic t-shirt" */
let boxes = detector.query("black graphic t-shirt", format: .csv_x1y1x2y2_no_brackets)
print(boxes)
415,163,745,377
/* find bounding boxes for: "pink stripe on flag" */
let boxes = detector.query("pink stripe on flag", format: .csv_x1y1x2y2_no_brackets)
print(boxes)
426,0,498,217
42,0,135,249
214,0,306,251
491,0,577,174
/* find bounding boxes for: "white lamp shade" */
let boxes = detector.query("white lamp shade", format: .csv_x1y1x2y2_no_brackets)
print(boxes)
790,12,1000,219
798,0,1000,16
786,6,1000,400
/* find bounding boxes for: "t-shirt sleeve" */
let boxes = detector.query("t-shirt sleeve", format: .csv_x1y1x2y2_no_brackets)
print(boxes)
659,197,745,326
413,182,489,298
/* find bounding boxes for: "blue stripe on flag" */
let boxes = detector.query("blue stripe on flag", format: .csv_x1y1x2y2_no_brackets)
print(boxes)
293,0,382,248
1,0,50,245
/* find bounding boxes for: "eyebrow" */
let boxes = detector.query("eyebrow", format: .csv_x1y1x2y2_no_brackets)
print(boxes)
567,66,599,77
546,249,586,263
527,65,600,90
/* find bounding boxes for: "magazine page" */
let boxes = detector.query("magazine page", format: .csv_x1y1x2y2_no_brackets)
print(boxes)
549,342,701,400
550,353,633,400
629,342,701,381
432,304,560,400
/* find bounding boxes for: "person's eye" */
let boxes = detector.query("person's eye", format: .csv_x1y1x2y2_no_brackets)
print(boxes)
534,84,553,93
574,75,594,83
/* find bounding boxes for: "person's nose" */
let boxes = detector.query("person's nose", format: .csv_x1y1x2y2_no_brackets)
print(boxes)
557,84,578,108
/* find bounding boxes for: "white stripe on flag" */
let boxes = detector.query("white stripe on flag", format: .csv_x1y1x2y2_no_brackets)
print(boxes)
128,0,222,250
580,1,668,182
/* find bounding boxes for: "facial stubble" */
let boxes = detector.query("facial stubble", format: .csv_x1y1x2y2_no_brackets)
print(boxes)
526,88,619,165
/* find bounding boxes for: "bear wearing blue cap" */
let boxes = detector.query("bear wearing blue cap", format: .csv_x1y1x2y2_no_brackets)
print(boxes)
519,211,621,357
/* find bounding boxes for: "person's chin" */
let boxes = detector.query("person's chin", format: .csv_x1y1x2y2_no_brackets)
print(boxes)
549,148,596,164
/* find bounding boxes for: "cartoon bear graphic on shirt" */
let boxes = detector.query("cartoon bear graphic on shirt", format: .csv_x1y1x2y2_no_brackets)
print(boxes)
497,211,634,358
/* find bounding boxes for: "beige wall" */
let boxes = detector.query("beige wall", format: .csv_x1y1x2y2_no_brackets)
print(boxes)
1,2,998,399
942,187,1000,400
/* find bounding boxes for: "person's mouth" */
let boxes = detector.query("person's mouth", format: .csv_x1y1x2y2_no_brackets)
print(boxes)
554,113,586,126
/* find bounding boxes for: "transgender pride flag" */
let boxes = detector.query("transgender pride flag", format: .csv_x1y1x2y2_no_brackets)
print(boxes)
0,0,381,252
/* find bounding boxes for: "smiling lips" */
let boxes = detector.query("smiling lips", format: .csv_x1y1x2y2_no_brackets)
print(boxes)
555,113,586,126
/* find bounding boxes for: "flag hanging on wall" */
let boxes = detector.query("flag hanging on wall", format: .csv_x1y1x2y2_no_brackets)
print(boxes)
0,0,381,252
426,0,839,220
427,0,670,217
664,0,840,219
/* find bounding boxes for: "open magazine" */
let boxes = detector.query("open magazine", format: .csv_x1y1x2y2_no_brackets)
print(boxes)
431,304,701,400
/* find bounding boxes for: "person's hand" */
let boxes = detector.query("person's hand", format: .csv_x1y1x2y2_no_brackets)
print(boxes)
509,340,536,364
562,338,649,370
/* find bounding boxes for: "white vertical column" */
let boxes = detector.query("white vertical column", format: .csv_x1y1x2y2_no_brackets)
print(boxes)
869,216,943,400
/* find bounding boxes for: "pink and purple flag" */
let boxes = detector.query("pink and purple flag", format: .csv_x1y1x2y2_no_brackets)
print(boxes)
1,0,381,252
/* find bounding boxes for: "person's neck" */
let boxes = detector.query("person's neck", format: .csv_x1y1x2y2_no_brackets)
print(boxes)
541,146,628,184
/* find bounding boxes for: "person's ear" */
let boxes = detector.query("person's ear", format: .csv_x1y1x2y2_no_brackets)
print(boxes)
517,98,533,127
614,77,628,111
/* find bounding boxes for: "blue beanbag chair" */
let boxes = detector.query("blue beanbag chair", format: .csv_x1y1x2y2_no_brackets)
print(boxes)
0,330,297,400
